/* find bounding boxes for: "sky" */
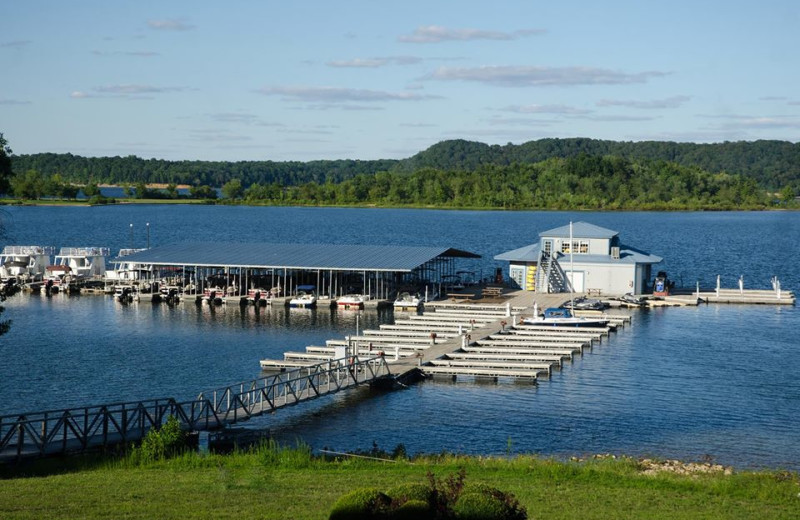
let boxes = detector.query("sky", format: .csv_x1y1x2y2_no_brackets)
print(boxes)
1,1,799,161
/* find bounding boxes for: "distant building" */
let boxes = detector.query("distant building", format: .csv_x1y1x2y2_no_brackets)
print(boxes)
494,221,662,296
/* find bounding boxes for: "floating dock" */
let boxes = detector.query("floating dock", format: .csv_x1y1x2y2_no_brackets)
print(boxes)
260,290,633,382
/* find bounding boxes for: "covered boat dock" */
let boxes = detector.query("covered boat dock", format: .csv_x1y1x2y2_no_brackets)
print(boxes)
113,242,480,303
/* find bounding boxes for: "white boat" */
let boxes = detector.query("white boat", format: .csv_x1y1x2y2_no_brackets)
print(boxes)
104,248,152,283
394,292,421,310
49,247,110,281
201,287,224,305
337,294,364,309
246,288,271,306
289,291,317,308
522,307,609,327
0,246,54,283
114,285,136,303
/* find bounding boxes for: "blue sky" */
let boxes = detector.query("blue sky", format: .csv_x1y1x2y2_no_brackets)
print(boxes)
2,1,799,161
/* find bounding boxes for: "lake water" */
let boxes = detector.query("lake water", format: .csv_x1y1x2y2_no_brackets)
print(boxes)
1,206,798,470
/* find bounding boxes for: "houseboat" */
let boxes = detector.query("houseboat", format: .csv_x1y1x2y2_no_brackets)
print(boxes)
0,245,55,284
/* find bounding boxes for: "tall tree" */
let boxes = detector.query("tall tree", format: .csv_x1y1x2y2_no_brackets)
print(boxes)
0,132,12,195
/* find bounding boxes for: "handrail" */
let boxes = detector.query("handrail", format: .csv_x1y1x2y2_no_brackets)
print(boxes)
0,355,392,462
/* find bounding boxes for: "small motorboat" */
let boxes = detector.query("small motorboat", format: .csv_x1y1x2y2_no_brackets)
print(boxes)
394,292,421,310
522,307,610,327
201,287,224,305
289,291,317,308
246,288,271,307
337,294,364,310
618,292,646,307
114,285,135,303
561,296,608,311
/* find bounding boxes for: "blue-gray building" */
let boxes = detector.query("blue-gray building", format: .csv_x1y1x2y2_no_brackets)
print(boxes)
494,222,662,296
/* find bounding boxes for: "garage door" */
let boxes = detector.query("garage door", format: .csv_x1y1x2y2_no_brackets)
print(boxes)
566,271,584,292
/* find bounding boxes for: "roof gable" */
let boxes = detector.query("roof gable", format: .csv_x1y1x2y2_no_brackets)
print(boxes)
538,221,618,239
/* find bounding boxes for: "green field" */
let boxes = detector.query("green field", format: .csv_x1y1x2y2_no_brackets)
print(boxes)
1,444,798,519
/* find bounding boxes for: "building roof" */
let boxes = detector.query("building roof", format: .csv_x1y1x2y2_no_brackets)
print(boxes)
114,242,480,272
493,243,661,265
538,221,618,239
493,243,541,262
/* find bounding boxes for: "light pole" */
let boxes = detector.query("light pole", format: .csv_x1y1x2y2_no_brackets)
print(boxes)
129,223,133,249
146,222,150,249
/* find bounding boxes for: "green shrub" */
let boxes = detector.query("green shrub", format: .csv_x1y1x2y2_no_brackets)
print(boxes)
454,492,507,519
393,499,434,520
328,488,391,520
453,486,527,520
129,415,187,465
386,482,434,505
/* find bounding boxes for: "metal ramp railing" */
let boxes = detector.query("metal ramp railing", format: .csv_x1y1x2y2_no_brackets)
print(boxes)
0,355,392,462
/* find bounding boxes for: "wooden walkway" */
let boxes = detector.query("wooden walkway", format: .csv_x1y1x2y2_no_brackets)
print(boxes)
0,356,391,463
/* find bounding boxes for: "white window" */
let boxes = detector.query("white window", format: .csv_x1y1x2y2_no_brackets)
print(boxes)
561,240,589,254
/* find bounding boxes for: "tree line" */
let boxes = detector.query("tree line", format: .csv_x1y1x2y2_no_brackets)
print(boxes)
9,138,800,193
229,155,785,210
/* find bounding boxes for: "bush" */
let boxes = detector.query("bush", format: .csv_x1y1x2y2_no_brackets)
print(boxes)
386,482,434,505
130,415,187,464
328,473,526,519
328,488,391,520
393,499,434,520
453,492,507,519
453,486,527,520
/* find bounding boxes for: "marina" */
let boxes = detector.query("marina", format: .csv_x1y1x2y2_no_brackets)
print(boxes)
0,206,798,470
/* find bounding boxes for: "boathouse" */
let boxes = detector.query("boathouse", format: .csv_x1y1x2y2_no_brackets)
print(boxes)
494,222,662,296
114,242,480,301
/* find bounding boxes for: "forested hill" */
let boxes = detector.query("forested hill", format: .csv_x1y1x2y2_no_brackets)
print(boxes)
10,153,399,187
398,138,800,190
10,138,800,190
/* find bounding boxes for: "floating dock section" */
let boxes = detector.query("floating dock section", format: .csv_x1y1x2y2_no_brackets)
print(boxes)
260,293,632,383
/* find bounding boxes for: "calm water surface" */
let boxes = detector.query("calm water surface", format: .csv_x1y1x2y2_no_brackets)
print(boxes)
1,206,798,469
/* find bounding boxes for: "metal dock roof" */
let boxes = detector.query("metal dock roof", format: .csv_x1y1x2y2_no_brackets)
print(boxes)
115,242,480,272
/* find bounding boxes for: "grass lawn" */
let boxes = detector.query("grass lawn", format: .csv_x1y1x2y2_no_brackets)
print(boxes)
0,445,798,520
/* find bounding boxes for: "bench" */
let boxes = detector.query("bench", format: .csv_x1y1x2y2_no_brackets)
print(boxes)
481,287,503,298
447,293,471,300
586,288,602,296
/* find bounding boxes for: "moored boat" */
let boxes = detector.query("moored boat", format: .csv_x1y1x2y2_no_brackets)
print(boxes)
0,246,54,284
246,288,271,306
337,294,365,309
522,307,610,327
289,291,317,308
394,291,421,311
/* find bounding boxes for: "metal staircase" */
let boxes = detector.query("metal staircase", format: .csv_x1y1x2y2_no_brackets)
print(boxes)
534,250,572,293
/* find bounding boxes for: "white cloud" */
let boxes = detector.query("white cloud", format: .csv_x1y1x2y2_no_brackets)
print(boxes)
257,86,441,103
427,66,667,87
399,26,545,43
70,91,97,99
207,112,285,127
147,19,195,31
92,50,161,57
596,95,690,109
95,84,188,94
485,117,558,126
583,114,657,122
326,56,423,68
503,104,593,115
70,84,189,100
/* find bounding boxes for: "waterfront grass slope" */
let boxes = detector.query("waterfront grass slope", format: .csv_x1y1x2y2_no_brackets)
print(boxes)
1,445,797,519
